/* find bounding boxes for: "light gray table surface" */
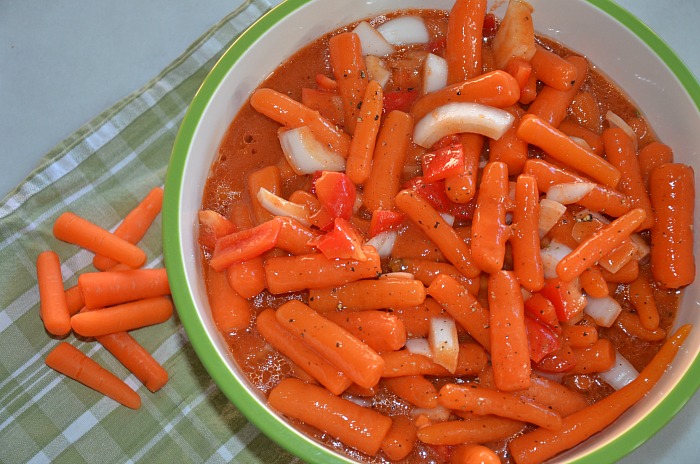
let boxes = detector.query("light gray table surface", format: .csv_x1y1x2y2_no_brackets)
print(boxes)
2,0,699,462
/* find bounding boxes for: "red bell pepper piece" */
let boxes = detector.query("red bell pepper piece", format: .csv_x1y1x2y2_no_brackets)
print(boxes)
524,315,562,363
534,339,576,373
368,210,405,238
210,218,282,271
524,292,561,332
403,177,477,220
383,90,419,114
314,171,356,221
539,277,587,323
308,218,367,261
421,144,465,182
198,210,237,250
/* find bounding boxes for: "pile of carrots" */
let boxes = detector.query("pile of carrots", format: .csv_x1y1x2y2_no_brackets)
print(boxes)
37,187,171,409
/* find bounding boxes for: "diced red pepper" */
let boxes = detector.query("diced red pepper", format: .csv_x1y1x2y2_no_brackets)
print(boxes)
309,218,367,261
383,90,419,114
421,144,465,182
539,277,587,323
431,134,462,151
524,292,561,332
198,209,237,250
482,13,498,39
534,339,576,373
525,315,562,363
403,177,477,220
368,210,405,238
314,171,356,221
210,219,282,271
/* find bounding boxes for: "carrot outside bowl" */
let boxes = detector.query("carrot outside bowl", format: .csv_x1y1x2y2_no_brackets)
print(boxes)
162,0,700,462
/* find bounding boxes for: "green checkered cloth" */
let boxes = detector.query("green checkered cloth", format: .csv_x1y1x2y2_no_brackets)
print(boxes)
0,1,299,462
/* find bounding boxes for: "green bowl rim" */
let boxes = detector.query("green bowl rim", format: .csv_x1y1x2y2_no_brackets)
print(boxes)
163,0,700,463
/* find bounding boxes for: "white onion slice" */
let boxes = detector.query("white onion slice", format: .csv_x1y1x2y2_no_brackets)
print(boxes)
405,338,432,358
606,110,638,151
412,405,451,421
540,241,574,279
584,295,622,328
599,349,639,390
413,102,515,148
538,198,567,238
570,136,592,150
546,182,596,205
256,188,311,226
630,233,651,262
364,55,391,88
376,16,430,45
491,0,536,69
440,212,455,227
379,272,416,281
352,21,395,56
365,230,397,259
278,126,346,175
422,53,448,94
428,316,459,374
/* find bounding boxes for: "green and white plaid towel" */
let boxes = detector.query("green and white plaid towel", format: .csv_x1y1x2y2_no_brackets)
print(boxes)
0,1,298,462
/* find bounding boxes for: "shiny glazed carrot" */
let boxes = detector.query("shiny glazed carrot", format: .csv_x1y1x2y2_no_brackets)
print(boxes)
638,141,673,190
558,119,604,154
346,80,383,184
530,45,578,91
329,32,368,135
392,258,480,294
391,298,446,338
381,415,417,461
629,271,660,330
450,444,501,464
445,0,487,84
383,375,439,409
36,251,71,337
579,265,609,298
417,416,526,446
615,310,667,342
226,256,265,299
308,278,426,312
510,174,544,292
324,310,407,353
470,162,510,274
381,343,488,377
246,165,281,224
488,107,528,175
527,55,588,127
444,133,483,204
569,338,616,374
275,215,320,255
206,265,252,333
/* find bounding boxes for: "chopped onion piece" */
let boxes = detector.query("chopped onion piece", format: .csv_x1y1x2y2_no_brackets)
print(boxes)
570,136,592,150
584,295,622,328
376,16,430,45
364,55,391,88
422,53,448,94
256,187,311,226
405,338,432,358
365,230,397,258
606,110,638,151
546,182,595,205
440,212,455,226
342,394,373,408
491,0,536,69
379,271,415,280
352,21,395,56
278,126,346,175
428,316,459,373
540,241,573,278
599,349,639,390
412,405,451,422
413,102,515,148
538,198,567,238
630,233,651,262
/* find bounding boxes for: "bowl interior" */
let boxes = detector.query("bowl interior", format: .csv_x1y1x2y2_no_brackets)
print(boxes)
163,1,700,463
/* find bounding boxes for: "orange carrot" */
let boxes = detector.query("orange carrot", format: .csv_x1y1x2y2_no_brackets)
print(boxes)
395,189,480,278
45,342,141,409
329,32,368,135
264,247,381,294
508,325,692,464
600,258,640,284
93,187,163,270
198,209,237,250
36,251,71,337
256,308,352,395
64,284,85,316
383,375,439,409
579,266,609,298
488,271,531,391
391,298,447,338
451,444,500,464
488,107,528,175
505,57,533,92
363,111,414,212
382,343,488,377
70,296,173,337
517,114,621,188
275,300,384,389
649,163,695,288
308,278,426,312
268,378,392,456
569,338,616,374
519,71,538,105
300,87,344,126
390,258,480,294
53,212,147,268
445,0,487,83
274,215,320,255
381,415,418,461
629,271,660,330
247,165,282,224
417,416,525,446
520,374,589,417
638,141,673,190
78,268,170,309
558,119,604,154
561,324,598,348
530,45,578,91
470,162,510,274
615,310,667,342
556,208,647,282
206,265,252,333
602,127,654,230
95,331,168,393
438,383,562,430
427,274,491,350
226,256,265,299
444,133,483,204
324,310,407,353
510,174,544,292
346,80,383,184
249,88,351,156
527,55,588,127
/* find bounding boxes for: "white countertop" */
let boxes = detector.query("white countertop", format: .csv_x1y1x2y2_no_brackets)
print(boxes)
2,0,699,462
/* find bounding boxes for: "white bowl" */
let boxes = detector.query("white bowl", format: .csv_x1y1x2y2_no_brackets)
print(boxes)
163,1,700,462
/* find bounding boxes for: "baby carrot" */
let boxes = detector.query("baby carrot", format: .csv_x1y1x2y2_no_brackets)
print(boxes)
45,342,141,409
268,378,392,456
206,265,252,333
381,415,418,461
381,343,488,377
579,266,609,298
247,165,282,224
275,300,385,389
329,32,368,135
383,375,439,409
508,325,692,464
391,298,447,338
256,308,352,395
556,208,646,282
530,45,578,91
275,216,320,255
517,114,621,188
488,107,529,175
395,189,480,278
438,383,562,431
488,271,531,391
450,444,501,464
363,110,414,212
78,268,170,309
95,331,168,393
638,141,673,190
521,374,589,417
427,274,491,350
561,324,599,348
324,310,407,353
308,278,426,312
250,88,351,156
470,162,510,274
444,133,483,204
600,258,639,284
53,212,147,268
264,247,381,294
510,174,545,292
569,338,616,374
527,55,588,127
36,251,71,337
71,296,173,337
649,163,695,288
602,127,654,230
93,187,163,270
445,0,487,83
226,256,266,299
346,80,383,184
558,119,604,154
417,416,525,446
64,284,85,316
301,87,344,126
391,258,480,294
629,271,660,330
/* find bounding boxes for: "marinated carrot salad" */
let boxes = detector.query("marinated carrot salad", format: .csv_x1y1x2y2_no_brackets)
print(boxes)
197,1,696,462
